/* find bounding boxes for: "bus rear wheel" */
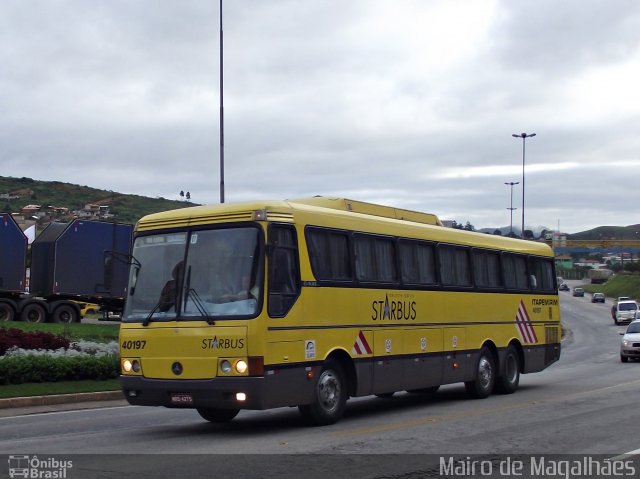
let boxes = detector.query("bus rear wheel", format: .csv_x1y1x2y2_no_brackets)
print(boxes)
465,346,495,399
496,346,520,394
299,359,347,426
197,407,239,423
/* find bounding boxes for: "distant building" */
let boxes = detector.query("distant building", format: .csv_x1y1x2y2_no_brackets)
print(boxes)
552,232,567,248
73,204,112,220
555,254,573,269
0,193,20,200
20,205,44,218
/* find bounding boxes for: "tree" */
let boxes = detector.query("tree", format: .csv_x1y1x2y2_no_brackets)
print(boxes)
493,229,502,236
179,190,184,200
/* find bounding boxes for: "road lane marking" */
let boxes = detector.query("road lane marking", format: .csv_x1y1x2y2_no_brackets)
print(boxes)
0,405,132,421
333,379,640,437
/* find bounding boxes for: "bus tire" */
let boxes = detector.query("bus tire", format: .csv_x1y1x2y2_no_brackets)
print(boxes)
52,304,79,323
0,303,15,322
465,346,495,399
496,346,520,394
299,359,347,426
197,407,239,423
21,303,47,323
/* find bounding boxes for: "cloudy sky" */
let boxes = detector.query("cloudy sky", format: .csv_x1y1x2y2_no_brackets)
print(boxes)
1,0,639,234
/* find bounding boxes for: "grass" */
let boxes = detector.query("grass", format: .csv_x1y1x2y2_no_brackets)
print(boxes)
0,379,120,399
581,274,640,301
0,320,119,342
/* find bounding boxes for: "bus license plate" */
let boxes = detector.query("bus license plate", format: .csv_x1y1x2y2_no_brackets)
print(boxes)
171,393,194,405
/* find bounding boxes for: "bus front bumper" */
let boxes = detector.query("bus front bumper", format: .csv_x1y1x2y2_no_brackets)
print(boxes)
120,370,314,411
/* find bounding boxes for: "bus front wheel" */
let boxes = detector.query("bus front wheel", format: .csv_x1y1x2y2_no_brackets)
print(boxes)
299,359,347,426
465,347,495,399
197,407,239,423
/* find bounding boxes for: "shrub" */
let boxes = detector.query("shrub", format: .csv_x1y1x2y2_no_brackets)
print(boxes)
0,355,119,385
0,328,70,355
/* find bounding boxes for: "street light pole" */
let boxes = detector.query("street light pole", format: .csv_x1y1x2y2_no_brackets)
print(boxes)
504,181,519,236
219,0,225,203
512,132,536,238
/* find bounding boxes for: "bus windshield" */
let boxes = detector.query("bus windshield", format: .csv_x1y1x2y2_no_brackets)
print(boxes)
123,227,262,322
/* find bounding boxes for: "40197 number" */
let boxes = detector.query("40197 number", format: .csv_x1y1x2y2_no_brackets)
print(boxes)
121,340,147,350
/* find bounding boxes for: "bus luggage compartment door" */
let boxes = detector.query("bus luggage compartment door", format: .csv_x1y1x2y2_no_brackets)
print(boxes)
372,329,403,394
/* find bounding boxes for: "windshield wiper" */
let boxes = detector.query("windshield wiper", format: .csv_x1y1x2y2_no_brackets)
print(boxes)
142,302,161,327
185,288,216,325
184,266,215,325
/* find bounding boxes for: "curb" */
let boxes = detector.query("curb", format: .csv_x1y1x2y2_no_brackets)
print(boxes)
0,390,125,409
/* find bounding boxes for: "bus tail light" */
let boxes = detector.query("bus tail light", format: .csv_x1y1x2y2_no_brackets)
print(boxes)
248,356,264,376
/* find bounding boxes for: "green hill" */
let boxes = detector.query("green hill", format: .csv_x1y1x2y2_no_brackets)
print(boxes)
568,225,640,240
0,176,194,224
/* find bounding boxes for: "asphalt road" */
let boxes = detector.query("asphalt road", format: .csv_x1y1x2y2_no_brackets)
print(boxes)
1,283,639,478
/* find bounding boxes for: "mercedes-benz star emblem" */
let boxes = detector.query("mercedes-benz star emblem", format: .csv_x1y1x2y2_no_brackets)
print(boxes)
171,362,183,375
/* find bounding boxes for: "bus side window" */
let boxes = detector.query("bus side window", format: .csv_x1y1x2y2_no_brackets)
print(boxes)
268,224,300,318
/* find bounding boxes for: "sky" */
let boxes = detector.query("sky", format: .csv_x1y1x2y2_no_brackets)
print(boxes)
1,0,639,234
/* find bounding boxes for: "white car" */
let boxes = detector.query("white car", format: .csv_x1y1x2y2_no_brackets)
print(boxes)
620,321,640,362
611,300,638,325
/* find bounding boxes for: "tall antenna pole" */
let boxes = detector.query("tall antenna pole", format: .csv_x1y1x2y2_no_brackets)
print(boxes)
219,0,225,203
512,132,536,238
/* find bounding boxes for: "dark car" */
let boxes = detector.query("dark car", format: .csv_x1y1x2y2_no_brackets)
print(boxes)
559,283,569,291
591,293,605,303
572,287,585,297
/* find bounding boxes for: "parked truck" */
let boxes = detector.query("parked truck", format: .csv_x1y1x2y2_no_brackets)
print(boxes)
0,213,132,323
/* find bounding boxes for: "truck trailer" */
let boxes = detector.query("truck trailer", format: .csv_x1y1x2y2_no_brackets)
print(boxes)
0,213,132,323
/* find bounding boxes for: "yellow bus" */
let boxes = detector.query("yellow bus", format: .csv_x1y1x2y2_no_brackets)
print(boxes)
119,197,560,425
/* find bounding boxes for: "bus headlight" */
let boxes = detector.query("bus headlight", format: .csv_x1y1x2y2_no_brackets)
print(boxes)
122,359,141,374
220,360,232,374
235,360,248,374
